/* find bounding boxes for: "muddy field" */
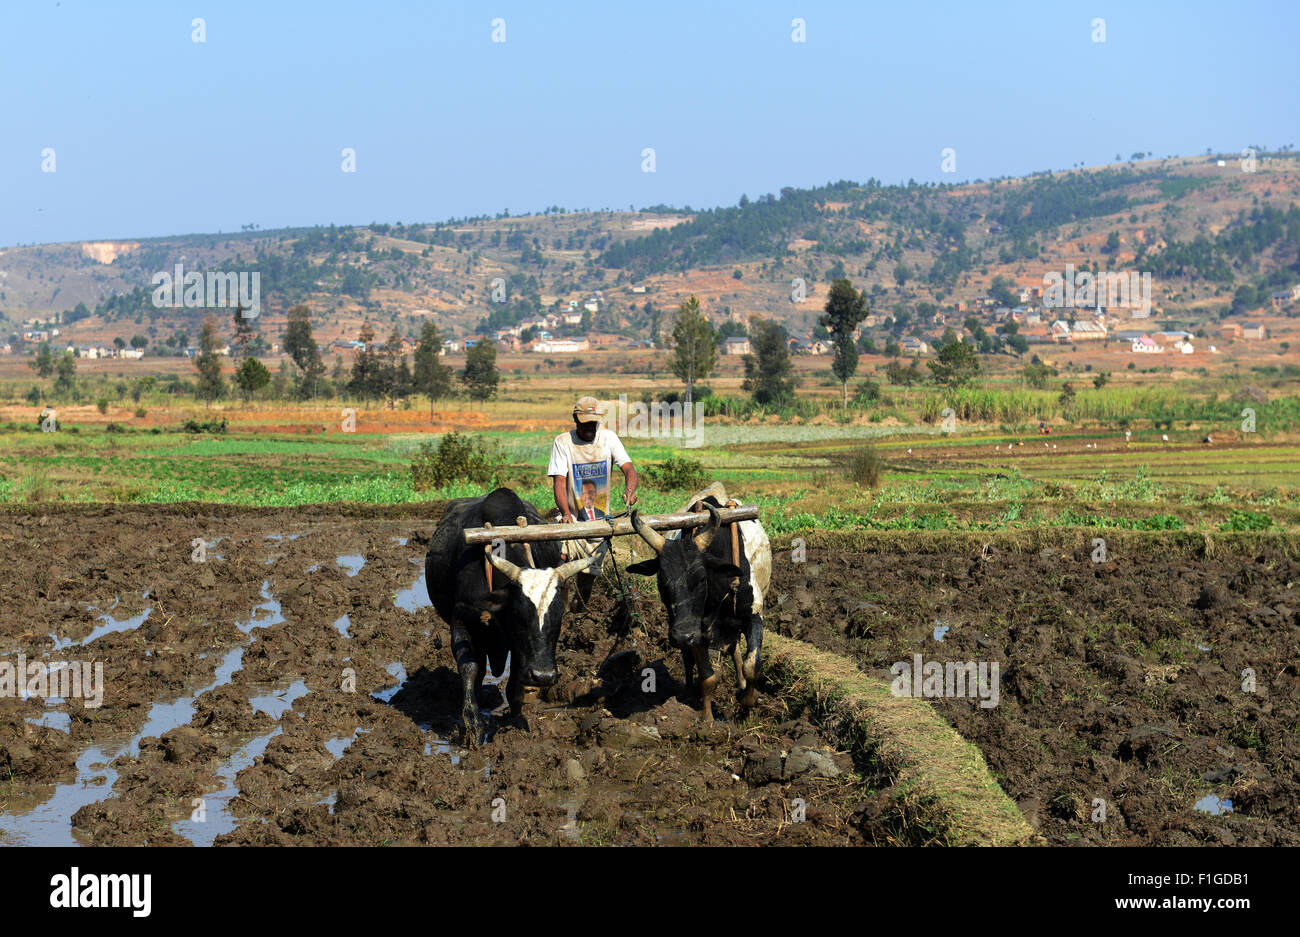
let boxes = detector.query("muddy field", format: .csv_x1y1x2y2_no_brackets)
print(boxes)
776,536,1300,845
0,505,864,846
1,505,1295,846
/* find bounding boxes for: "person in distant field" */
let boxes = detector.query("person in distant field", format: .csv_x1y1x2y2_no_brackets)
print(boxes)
548,396,638,602
578,480,607,521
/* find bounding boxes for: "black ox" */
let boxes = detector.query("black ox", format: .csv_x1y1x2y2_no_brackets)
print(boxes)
626,496,771,720
424,487,603,741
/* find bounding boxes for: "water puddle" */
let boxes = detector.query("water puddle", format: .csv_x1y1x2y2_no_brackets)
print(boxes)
237,581,284,634
394,573,430,613
932,623,950,642
1194,794,1233,815
172,727,284,847
336,554,366,577
26,712,71,733
325,727,369,759
333,614,351,638
0,583,286,846
372,663,408,703
250,680,310,720
53,598,152,651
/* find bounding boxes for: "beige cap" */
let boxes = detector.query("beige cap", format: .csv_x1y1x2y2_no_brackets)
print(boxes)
572,396,604,423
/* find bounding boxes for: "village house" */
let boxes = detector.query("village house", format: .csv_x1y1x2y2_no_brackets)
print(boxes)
1131,336,1164,353
1219,323,1243,341
440,340,461,355
1070,320,1108,341
1153,330,1192,344
562,311,584,326
533,338,590,353
901,337,928,355
721,336,752,356
118,347,144,360
1270,290,1292,308
1242,322,1268,340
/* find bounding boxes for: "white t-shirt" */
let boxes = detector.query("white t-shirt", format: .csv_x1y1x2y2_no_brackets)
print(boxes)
548,427,631,521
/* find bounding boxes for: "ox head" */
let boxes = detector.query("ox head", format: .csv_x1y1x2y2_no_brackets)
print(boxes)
483,542,607,686
625,503,741,649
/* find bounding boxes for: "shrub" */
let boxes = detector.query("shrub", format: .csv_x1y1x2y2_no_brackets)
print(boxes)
847,445,886,488
134,407,147,419
181,418,228,434
1219,510,1273,532
643,455,708,492
410,432,507,492
25,386,42,406
105,422,124,433
96,398,109,414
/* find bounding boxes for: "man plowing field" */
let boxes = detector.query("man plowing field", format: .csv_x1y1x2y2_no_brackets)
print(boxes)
547,395,639,603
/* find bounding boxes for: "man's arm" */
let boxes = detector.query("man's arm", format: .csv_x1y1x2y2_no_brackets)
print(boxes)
607,431,637,506
620,461,638,506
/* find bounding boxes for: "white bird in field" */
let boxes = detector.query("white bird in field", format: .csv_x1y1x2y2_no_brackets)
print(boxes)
996,445,1001,450
907,448,912,454
1162,434,1169,445
1052,444,1057,450
1125,430,1132,444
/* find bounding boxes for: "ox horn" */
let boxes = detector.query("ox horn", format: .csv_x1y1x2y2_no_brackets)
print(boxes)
556,539,610,581
486,548,525,584
693,502,721,551
630,509,666,554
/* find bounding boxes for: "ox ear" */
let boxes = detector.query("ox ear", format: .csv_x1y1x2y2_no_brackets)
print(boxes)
625,558,660,576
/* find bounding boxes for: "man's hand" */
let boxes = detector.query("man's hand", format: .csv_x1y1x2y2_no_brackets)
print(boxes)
561,513,577,524
623,487,638,507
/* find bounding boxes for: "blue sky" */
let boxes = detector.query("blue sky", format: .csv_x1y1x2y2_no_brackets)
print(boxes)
2,0,1296,246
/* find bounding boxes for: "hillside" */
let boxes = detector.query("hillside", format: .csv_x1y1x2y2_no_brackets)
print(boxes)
2,151,1298,353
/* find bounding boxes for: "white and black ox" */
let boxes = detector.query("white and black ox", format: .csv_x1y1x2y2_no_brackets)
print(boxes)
424,487,605,742
626,494,771,720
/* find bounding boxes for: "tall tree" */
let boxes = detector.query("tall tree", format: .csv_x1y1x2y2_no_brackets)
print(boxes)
742,318,796,405
670,295,717,407
235,357,271,401
820,278,869,407
284,304,324,399
194,314,226,402
380,326,407,407
461,340,499,404
412,320,453,412
230,299,257,363
349,322,381,402
927,340,980,386
54,351,77,396
29,342,55,378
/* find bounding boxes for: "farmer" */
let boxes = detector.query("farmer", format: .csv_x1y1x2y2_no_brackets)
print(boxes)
548,395,638,602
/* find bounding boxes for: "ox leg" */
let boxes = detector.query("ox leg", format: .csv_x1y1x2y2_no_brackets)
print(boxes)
451,621,485,746
680,648,695,697
730,639,748,708
693,646,718,722
506,667,526,721
739,616,764,710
